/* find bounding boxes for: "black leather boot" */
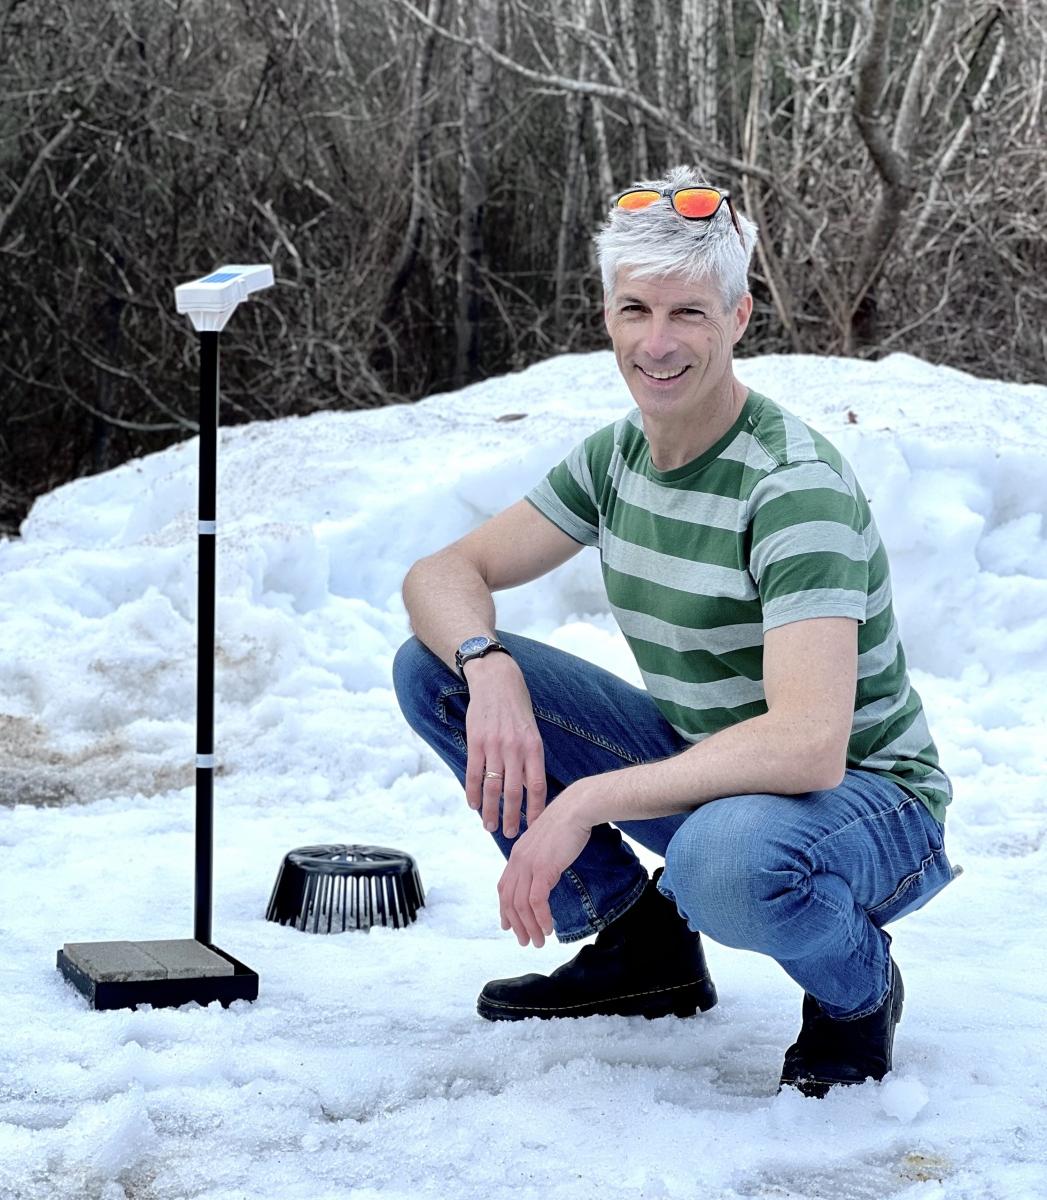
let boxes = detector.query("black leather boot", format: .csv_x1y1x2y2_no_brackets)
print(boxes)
779,962,904,1098
477,871,717,1021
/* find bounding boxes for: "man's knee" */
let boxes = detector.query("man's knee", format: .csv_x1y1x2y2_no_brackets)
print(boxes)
392,636,454,727
664,801,809,951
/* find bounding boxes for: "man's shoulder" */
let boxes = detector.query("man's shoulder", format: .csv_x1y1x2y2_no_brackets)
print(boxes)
576,409,645,464
745,391,854,491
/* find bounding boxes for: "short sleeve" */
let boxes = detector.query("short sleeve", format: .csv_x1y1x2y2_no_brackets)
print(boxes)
748,462,870,632
525,437,602,547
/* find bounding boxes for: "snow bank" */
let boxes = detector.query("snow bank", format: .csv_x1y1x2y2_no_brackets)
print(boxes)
0,352,1045,1199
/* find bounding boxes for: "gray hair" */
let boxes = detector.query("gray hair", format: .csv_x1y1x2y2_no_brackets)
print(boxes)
594,165,758,308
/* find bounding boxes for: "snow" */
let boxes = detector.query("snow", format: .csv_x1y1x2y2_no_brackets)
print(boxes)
0,350,1045,1200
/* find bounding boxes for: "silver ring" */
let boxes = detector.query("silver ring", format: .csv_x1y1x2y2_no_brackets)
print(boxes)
483,770,504,780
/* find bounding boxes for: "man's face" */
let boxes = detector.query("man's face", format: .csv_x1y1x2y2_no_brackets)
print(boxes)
604,269,752,423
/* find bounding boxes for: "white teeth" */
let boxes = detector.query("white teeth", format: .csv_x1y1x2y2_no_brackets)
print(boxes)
641,366,686,380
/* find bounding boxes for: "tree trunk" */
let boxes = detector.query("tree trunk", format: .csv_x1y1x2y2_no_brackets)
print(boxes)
618,0,648,175
684,0,719,153
849,0,958,349
590,97,616,201
553,0,592,330
380,0,443,327
454,0,499,387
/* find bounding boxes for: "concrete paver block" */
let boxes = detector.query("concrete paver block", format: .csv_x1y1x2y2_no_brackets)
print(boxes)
62,939,235,981
134,939,235,979
63,941,168,983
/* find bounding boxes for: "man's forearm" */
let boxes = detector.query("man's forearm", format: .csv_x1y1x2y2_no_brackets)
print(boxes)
574,708,847,827
402,550,498,672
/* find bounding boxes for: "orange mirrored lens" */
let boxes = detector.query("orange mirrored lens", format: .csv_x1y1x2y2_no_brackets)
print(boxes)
673,188,723,218
616,190,662,211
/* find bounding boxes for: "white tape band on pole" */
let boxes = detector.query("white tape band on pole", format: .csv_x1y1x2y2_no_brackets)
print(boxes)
196,755,216,769
198,520,217,535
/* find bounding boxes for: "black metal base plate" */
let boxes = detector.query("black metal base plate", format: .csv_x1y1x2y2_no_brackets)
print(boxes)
56,944,259,1011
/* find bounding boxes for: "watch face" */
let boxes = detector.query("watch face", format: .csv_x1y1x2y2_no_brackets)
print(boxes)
460,636,491,656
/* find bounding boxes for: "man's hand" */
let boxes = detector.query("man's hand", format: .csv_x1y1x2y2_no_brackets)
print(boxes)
464,653,547,839
497,788,594,947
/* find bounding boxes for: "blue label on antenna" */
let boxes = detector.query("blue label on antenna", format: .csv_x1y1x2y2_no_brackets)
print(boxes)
200,270,238,283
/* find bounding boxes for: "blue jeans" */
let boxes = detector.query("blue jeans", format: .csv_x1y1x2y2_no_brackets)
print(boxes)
392,631,957,1019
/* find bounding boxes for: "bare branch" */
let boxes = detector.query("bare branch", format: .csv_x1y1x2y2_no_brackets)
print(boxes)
390,0,773,182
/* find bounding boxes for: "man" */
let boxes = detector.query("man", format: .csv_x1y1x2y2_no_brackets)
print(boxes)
393,166,956,1098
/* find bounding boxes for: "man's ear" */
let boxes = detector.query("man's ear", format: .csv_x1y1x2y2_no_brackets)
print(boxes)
731,292,753,345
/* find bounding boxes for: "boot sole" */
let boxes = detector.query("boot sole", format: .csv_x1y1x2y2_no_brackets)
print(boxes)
477,976,718,1022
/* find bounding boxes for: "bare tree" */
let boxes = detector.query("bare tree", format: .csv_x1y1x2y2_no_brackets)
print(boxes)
1,0,1042,535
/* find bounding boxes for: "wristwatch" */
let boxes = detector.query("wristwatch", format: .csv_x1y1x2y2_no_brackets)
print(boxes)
455,635,511,682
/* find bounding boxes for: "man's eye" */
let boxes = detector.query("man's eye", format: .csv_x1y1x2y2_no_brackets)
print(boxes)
678,308,704,317
621,304,644,313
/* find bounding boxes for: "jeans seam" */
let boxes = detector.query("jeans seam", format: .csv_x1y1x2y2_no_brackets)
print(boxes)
434,687,643,766
555,868,602,942
805,788,919,860
435,685,470,753
534,705,644,765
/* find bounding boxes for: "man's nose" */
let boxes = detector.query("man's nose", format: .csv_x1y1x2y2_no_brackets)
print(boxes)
639,315,678,360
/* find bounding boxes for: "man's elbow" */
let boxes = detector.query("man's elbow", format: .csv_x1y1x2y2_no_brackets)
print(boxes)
402,549,446,592
405,546,475,580
401,554,427,587
803,740,849,792
401,554,440,621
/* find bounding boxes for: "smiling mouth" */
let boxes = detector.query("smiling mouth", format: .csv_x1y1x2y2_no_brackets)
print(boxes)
637,365,689,381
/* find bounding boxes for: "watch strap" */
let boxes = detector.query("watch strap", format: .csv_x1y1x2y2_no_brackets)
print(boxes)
455,638,511,682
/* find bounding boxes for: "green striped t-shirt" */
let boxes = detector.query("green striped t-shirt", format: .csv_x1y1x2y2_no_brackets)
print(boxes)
526,389,951,823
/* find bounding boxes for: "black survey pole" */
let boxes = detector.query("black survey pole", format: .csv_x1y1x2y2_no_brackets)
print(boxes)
53,266,267,1012
195,330,219,945
173,263,271,957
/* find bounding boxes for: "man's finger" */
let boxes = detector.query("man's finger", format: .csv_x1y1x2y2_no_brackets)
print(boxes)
480,766,504,833
500,857,534,946
530,882,554,940
464,742,485,811
512,874,546,947
501,759,524,839
497,871,512,931
499,869,527,943
523,760,548,823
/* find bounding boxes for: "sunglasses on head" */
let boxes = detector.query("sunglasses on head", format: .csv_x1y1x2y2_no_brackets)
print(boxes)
614,186,743,241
